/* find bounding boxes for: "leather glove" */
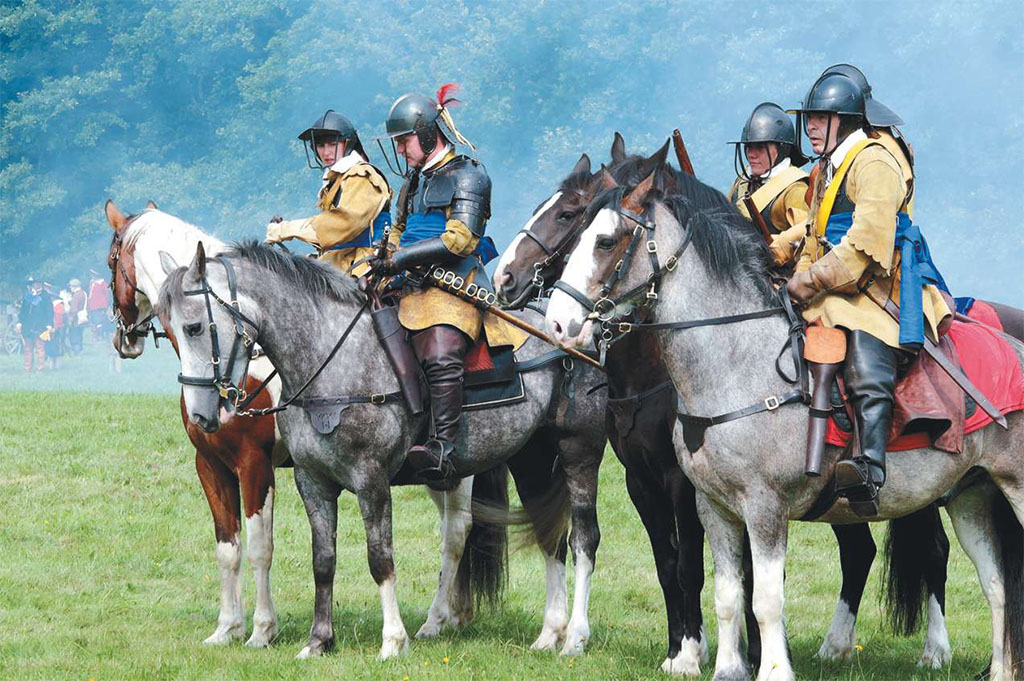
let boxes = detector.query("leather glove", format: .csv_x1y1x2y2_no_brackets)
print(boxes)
786,270,817,304
367,256,400,277
265,220,285,244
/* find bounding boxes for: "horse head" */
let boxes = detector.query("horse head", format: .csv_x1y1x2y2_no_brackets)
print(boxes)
105,198,158,359
158,242,258,433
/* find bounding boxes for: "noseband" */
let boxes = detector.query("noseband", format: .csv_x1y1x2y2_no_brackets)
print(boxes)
108,219,167,346
509,190,590,302
176,256,259,407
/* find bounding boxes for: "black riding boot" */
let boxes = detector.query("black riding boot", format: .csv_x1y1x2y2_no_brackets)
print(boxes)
834,330,898,517
407,326,468,480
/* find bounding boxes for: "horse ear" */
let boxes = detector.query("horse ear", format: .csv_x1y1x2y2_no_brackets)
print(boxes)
572,153,591,176
611,132,626,164
105,199,126,232
621,171,656,213
638,138,671,178
145,200,158,210
189,241,207,281
597,166,618,191
159,251,179,275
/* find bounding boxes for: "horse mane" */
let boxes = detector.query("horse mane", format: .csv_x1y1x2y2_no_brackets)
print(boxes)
228,240,363,304
586,173,776,304
159,239,363,313
121,208,217,251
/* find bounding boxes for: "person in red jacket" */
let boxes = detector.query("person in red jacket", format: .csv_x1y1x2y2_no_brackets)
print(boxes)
68,278,87,353
87,269,111,340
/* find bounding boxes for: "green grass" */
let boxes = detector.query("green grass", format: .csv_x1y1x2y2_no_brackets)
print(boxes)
0,391,994,680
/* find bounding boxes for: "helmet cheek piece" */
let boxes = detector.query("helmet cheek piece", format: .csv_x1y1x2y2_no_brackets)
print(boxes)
415,124,439,157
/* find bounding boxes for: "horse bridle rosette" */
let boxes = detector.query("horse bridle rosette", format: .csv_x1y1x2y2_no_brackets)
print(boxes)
177,256,259,408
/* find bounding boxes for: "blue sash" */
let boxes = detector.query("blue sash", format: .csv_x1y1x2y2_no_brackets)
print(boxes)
399,211,498,265
825,211,949,348
326,211,392,251
955,296,976,316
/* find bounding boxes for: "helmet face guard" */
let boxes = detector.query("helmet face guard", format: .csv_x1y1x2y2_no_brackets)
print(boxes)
730,102,807,180
374,93,445,177
298,110,359,170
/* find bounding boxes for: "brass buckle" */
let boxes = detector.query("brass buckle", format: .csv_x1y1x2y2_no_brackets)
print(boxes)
618,322,632,334
646,240,658,253
764,395,780,411
665,256,678,271
371,393,386,405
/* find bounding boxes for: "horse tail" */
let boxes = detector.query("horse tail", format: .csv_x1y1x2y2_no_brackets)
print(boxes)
992,489,1024,680
883,505,947,635
456,464,509,609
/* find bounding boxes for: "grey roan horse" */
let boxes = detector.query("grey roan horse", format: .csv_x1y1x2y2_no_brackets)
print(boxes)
159,241,608,660
547,167,1024,680
494,136,969,674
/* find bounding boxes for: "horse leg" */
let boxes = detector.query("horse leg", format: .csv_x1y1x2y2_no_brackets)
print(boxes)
698,495,750,681
294,468,340,659
559,440,602,657
417,477,474,639
356,479,410,660
816,523,874,660
947,480,1014,680
195,448,245,645
507,446,570,651
237,446,278,648
917,507,952,669
745,497,794,681
624,463,701,675
673,474,709,669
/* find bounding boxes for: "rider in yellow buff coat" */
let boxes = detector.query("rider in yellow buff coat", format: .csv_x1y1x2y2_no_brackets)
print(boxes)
786,69,951,516
370,88,523,480
726,102,810,265
266,110,391,277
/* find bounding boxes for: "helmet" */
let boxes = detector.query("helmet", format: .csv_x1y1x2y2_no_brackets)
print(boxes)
298,110,364,169
818,63,903,127
730,102,809,169
789,73,866,117
69,278,82,287
383,93,443,151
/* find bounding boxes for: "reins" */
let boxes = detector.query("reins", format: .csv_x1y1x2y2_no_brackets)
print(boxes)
553,201,810,452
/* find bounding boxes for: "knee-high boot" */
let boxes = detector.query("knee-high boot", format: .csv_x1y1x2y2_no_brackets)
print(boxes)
834,330,898,516
407,325,469,480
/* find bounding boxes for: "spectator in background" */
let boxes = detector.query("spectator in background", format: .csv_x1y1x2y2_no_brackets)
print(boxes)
17,276,51,373
46,288,67,369
68,278,87,353
87,269,110,340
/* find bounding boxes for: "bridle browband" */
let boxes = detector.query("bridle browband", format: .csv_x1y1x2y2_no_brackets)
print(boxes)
553,200,809,452
177,255,260,407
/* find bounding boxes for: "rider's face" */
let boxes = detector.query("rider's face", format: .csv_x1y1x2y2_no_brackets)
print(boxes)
745,142,778,177
395,132,427,168
805,113,840,155
315,138,345,167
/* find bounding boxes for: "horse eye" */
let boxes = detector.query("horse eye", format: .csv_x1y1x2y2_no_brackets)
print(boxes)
596,237,617,251
184,322,203,337
557,211,576,222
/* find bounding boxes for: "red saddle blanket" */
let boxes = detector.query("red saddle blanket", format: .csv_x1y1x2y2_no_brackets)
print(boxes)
826,319,1024,452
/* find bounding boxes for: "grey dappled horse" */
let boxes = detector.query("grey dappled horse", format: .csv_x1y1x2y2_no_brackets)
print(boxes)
494,137,957,674
158,241,608,661
547,168,1024,681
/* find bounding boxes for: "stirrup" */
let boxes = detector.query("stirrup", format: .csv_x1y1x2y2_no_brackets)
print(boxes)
835,459,881,517
406,439,456,481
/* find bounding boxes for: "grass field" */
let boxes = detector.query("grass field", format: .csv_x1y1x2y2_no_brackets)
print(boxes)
0,387,997,680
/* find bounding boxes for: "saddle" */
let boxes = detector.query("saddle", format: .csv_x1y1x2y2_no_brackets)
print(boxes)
824,319,1024,454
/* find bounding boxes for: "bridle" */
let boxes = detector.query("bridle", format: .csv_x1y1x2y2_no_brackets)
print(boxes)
176,256,259,408
552,199,810,452
108,216,167,347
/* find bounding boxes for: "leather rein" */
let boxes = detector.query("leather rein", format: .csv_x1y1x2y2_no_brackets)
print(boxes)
552,203,810,452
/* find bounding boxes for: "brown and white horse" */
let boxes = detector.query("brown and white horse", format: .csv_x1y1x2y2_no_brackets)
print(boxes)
106,200,284,646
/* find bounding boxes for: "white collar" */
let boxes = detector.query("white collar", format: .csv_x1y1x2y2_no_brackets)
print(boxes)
422,143,451,172
322,150,364,180
753,156,792,181
828,129,867,173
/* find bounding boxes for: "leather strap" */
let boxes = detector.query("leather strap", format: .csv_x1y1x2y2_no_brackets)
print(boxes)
677,389,806,453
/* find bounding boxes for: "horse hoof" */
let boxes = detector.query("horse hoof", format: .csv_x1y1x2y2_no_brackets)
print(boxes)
661,652,701,676
529,629,563,651
917,643,952,669
296,643,327,659
559,633,588,657
711,666,751,681
415,621,443,639
203,625,244,645
378,634,410,660
815,637,853,662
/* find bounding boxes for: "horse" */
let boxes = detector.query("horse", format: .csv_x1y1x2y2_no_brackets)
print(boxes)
492,135,973,674
157,240,610,660
104,201,508,648
545,166,1024,681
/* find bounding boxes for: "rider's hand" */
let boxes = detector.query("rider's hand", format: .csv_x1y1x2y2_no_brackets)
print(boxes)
768,235,797,266
265,220,286,244
368,257,400,277
786,270,817,304
269,215,283,224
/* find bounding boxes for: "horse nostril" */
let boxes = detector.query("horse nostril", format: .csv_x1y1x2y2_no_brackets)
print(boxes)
500,271,515,291
551,320,563,337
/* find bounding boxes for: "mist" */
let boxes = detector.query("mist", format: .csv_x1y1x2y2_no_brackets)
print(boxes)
2,0,1022,393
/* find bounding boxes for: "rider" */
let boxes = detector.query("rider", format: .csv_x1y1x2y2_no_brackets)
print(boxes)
265,110,391,277
726,102,810,265
370,87,517,480
786,69,951,516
